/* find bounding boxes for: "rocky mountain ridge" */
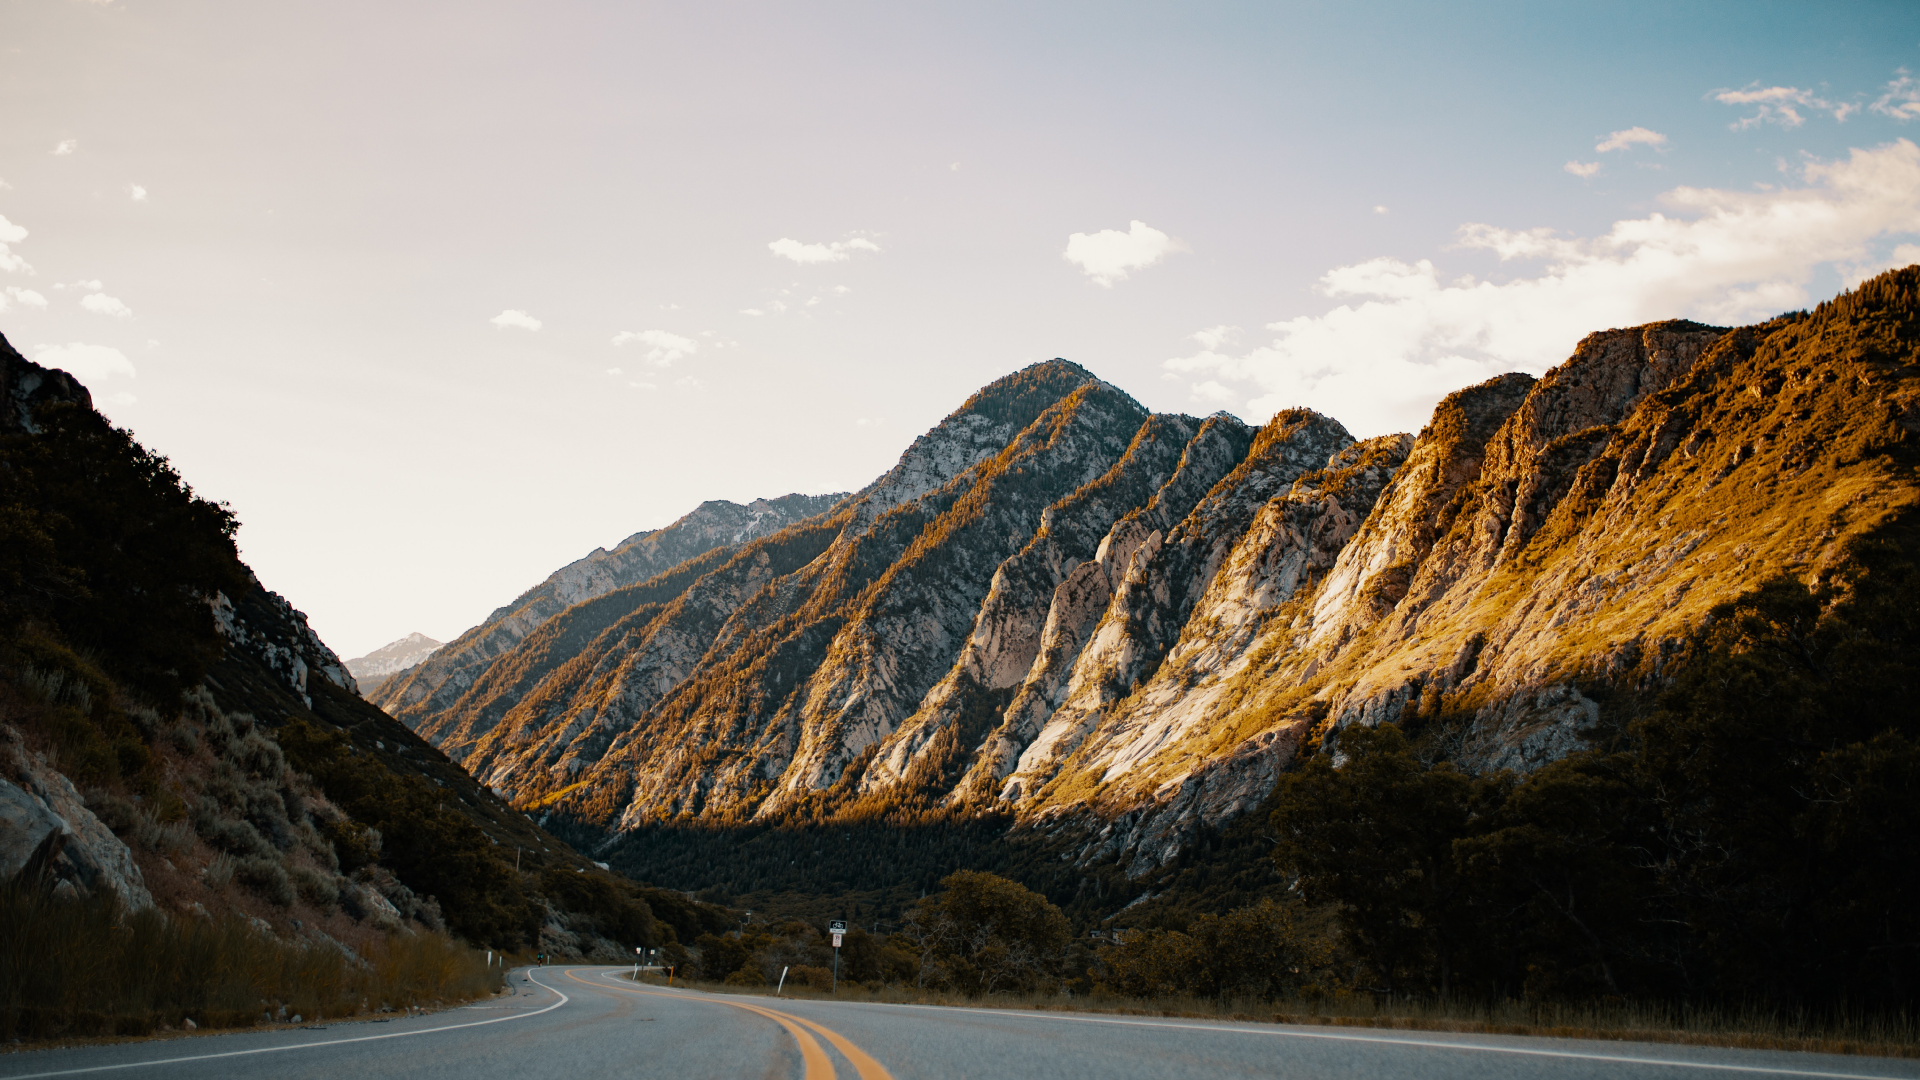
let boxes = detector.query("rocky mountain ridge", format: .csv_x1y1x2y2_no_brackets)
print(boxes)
377,271,1920,881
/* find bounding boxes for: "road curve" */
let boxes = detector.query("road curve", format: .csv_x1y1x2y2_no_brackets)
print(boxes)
3,967,1918,1080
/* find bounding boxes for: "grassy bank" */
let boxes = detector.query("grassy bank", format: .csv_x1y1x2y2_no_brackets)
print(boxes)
630,973,1920,1060
0,876,505,1042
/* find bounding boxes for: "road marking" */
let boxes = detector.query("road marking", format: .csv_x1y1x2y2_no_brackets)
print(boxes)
2,969,572,1079
870,1002,1918,1080
572,968,894,1080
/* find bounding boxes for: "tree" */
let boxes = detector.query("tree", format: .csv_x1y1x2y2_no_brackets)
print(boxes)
1270,723,1482,995
899,870,1071,995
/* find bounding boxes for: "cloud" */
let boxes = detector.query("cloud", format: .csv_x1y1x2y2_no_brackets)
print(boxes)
129,184,147,202
610,329,698,367
0,287,47,312
51,140,76,156
1165,139,1920,439
1564,160,1602,178
79,292,132,318
1595,127,1666,153
55,280,102,291
1373,205,1389,215
0,213,29,275
674,375,703,389
33,342,135,383
1191,325,1238,350
605,366,623,376
1874,71,1920,122
489,309,541,331
767,236,881,264
1711,84,1856,129
0,179,11,191
1063,219,1180,287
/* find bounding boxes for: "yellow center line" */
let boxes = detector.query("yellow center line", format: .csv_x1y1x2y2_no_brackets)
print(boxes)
565,968,894,1080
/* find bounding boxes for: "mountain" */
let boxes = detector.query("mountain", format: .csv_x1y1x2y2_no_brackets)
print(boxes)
345,631,443,696
0,331,728,961
371,494,844,724
384,269,1920,896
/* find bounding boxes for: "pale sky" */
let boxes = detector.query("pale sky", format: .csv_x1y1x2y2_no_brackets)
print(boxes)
3,1,1918,658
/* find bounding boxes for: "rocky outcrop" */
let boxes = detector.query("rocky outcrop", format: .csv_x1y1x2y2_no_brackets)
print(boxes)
0,331,91,435
0,726,152,909
211,577,360,706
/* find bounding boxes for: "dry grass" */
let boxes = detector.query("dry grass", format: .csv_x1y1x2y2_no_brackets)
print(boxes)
0,875,505,1043
633,973,1920,1060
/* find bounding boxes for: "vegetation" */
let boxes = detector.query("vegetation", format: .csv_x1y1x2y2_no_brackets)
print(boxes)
0,869,502,1041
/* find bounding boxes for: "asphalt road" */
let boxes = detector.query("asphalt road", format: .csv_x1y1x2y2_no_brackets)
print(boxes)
5,966,1920,1080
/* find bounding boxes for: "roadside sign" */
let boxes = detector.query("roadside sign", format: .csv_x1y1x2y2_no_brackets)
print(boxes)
829,919,846,948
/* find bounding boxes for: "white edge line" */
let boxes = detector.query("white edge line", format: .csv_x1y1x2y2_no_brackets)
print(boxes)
806,994,1920,1080
584,969,1915,1080
3,968,571,1079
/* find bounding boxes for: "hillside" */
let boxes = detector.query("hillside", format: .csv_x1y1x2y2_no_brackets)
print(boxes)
0,332,729,966
380,269,1920,914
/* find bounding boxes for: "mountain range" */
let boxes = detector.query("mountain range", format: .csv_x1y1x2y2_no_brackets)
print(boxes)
370,267,1920,883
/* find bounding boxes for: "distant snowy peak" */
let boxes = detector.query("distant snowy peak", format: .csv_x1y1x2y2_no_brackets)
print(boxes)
347,632,444,679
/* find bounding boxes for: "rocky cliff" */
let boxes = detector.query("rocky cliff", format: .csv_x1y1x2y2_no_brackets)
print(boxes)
376,270,1920,882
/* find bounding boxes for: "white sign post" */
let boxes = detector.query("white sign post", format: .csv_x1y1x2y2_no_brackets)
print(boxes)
828,920,847,992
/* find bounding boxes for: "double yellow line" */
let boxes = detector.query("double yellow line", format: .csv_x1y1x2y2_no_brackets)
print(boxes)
566,968,894,1080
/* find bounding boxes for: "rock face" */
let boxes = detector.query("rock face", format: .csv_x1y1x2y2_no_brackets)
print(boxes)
373,272,1920,878
0,726,153,909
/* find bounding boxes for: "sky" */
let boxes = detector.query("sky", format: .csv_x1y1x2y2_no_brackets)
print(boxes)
3,0,1919,659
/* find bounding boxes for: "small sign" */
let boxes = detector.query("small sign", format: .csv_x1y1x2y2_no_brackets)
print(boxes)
832,933,843,947
829,919,846,948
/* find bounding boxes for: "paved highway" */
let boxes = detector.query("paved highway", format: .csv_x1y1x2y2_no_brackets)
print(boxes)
4,967,1919,1080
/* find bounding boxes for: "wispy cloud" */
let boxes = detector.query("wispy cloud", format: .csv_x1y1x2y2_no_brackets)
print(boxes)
51,140,76,156
128,184,148,202
767,236,881,264
0,214,30,275
1712,84,1854,129
55,280,102,291
1564,161,1601,178
1063,219,1180,287
611,328,698,366
33,342,134,383
79,292,131,318
1166,139,1920,438
0,287,47,312
489,308,541,331
1595,127,1666,153
1874,71,1920,122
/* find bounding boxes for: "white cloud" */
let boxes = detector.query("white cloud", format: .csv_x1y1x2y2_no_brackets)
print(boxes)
1373,205,1389,215
128,184,147,202
610,329,698,367
1063,219,1180,287
674,375,703,389
0,287,47,312
33,342,135,382
80,292,132,318
1564,160,1602,178
1595,127,1666,153
1166,139,1920,438
0,178,10,191
1191,325,1237,350
605,366,623,376
51,140,76,156
767,236,881,264
1874,71,1920,121
55,280,102,290
0,213,29,275
489,309,541,331
740,307,765,317
1712,84,1856,129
